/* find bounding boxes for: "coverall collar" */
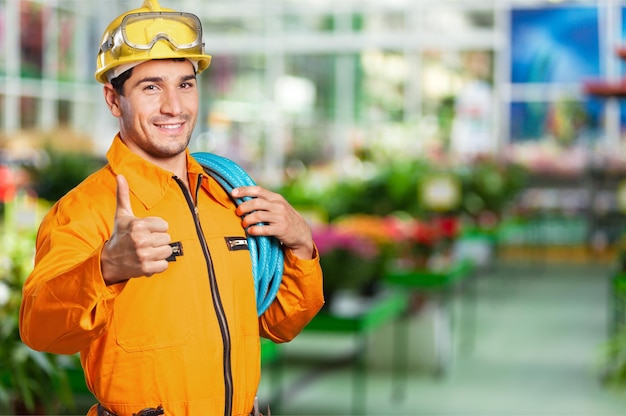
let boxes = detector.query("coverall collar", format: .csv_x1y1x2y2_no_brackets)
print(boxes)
106,134,231,210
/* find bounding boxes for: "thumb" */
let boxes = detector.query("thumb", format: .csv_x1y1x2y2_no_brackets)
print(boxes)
115,174,135,219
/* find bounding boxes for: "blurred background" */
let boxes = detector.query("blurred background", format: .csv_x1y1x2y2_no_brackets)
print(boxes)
4,0,626,414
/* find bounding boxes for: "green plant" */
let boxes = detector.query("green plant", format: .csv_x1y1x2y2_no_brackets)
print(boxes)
312,214,399,304
458,157,528,224
278,158,434,221
391,214,461,271
602,264,626,387
25,145,105,203
0,226,77,414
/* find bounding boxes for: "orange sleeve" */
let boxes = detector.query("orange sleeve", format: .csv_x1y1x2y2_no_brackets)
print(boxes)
19,200,125,355
258,246,324,343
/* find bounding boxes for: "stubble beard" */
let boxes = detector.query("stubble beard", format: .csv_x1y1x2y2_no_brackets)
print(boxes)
148,114,195,159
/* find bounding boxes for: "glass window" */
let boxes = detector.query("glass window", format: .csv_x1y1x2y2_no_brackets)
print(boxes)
20,2,43,78
57,10,76,81
20,96,38,128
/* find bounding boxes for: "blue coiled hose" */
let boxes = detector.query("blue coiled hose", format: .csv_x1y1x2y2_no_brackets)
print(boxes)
191,152,283,316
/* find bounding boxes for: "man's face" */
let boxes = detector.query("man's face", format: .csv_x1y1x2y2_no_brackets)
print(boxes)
107,59,199,163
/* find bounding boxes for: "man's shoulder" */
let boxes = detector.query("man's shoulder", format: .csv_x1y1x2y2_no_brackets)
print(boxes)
53,165,115,214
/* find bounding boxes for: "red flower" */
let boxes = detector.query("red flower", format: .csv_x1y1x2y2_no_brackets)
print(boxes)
434,216,460,239
312,225,379,260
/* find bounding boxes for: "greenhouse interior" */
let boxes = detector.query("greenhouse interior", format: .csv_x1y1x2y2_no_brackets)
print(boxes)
4,0,626,414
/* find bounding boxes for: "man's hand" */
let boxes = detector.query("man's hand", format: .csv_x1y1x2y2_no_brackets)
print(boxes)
101,174,173,285
231,186,315,260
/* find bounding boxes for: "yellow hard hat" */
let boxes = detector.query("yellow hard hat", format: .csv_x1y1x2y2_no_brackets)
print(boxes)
95,0,212,84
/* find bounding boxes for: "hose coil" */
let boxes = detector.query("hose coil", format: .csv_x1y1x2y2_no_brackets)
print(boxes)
192,152,283,316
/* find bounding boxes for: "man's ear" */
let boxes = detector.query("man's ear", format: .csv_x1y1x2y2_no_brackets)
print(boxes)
103,84,122,117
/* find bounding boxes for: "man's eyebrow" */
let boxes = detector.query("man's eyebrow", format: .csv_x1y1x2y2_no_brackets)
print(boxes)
133,74,197,87
181,74,197,82
135,76,163,86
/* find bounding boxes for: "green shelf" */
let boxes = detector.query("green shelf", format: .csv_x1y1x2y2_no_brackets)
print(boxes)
261,337,280,364
384,260,475,289
303,291,410,334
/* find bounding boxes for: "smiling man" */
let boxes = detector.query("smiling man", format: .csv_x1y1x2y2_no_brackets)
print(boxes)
18,1,324,415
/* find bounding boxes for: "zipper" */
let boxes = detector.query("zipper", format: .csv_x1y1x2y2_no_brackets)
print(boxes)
174,174,234,416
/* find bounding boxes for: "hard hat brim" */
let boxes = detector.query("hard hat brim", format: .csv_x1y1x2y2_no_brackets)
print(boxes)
95,53,211,84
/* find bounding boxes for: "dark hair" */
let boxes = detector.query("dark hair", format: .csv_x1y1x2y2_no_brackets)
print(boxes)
109,58,191,96
110,68,133,95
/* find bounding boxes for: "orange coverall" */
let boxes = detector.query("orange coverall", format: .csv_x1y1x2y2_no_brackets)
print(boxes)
19,136,324,416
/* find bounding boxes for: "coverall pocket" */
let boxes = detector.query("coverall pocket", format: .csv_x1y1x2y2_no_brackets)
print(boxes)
113,277,192,352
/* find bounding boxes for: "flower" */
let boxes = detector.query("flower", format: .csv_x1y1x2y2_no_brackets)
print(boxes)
313,224,379,260
312,215,400,302
332,214,398,248
386,214,461,269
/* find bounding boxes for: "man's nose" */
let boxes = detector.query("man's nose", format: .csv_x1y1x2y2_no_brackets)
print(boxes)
161,89,183,115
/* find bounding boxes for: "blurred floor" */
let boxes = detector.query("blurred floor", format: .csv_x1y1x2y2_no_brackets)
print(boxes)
259,259,626,415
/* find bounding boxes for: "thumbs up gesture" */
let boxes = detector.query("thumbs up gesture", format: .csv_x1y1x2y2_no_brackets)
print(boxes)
101,175,173,285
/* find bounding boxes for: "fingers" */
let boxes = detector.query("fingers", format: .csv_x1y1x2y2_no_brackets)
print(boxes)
232,186,282,216
115,174,135,219
231,186,312,249
102,174,173,285
231,186,278,201
115,174,169,232
137,216,170,234
241,201,315,260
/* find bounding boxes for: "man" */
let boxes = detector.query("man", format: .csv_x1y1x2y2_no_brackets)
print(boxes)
19,1,324,415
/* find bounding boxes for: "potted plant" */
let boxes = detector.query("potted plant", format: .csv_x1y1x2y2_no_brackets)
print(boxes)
0,227,76,414
312,214,398,308
387,213,461,271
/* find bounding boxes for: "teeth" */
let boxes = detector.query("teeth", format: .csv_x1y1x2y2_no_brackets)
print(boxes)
158,124,182,130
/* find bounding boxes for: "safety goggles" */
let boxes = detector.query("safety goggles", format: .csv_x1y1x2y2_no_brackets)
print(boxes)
100,11,204,58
